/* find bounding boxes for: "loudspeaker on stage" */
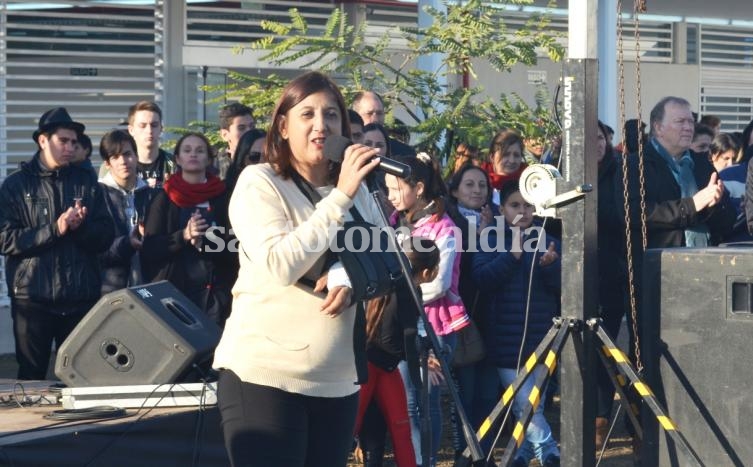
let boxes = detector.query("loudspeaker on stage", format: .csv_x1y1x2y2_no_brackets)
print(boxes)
643,247,753,466
55,281,221,387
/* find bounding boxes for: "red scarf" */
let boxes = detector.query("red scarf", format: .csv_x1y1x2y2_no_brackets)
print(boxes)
163,172,226,208
482,162,528,191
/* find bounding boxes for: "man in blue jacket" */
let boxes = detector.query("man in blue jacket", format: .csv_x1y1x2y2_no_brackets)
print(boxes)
0,107,114,379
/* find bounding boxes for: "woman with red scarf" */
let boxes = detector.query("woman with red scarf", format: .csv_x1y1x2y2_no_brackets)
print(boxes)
481,129,528,204
141,132,236,327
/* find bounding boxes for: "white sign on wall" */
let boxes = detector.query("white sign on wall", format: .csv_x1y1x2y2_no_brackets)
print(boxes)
527,70,548,85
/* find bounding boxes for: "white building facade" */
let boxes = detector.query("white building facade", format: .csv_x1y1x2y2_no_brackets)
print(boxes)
1,0,753,299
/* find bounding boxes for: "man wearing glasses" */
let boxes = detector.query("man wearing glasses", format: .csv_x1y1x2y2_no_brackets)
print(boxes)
352,90,416,158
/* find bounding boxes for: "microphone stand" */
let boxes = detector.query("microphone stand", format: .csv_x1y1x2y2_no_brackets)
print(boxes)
365,176,485,466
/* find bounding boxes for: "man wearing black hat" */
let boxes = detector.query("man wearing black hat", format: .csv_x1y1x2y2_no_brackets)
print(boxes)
0,107,114,379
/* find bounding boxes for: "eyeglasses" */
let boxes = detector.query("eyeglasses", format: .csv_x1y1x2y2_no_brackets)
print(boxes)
248,151,262,163
456,151,478,160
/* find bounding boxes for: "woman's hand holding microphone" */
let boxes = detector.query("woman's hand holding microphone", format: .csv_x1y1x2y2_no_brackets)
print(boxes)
336,144,381,199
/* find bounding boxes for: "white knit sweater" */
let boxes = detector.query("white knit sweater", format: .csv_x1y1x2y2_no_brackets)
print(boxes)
212,163,383,397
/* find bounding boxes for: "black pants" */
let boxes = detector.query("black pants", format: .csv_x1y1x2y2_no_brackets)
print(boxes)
358,401,387,467
217,369,359,467
12,299,87,380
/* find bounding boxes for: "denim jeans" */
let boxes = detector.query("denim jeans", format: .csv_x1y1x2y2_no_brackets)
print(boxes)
451,360,501,455
398,331,457,467
497,366,560,464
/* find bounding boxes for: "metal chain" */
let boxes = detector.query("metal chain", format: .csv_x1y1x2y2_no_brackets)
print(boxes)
632,0,647,374
616,0,647,375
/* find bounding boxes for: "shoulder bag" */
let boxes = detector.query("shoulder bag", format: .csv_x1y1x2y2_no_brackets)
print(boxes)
452,291,486,367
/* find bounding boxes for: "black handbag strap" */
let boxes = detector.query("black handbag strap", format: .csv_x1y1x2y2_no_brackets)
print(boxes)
291,170,365,222
289,171,339,287
468,290,481,319
291,170,369,385
348,204,366,223
290,170,321,206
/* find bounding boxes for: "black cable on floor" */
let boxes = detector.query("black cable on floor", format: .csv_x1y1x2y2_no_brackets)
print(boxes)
43,406,126,421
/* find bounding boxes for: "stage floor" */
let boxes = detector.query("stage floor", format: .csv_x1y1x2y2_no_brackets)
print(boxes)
0,379,228,466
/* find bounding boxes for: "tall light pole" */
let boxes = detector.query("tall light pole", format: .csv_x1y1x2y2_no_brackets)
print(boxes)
558,0,600,465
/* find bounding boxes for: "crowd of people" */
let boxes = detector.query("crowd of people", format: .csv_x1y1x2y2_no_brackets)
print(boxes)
2,68,753,467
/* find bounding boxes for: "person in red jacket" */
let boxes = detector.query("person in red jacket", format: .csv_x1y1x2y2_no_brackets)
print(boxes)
355,236,440,467
481,130,528,205
141,132,236,327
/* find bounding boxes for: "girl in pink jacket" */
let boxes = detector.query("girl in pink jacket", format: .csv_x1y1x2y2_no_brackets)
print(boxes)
385,152,469,467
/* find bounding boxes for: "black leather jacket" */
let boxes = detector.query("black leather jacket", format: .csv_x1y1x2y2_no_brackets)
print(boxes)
0,155,114,310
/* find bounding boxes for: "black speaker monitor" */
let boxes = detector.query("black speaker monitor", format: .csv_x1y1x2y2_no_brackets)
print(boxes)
643,247,753,466
55,281,222,387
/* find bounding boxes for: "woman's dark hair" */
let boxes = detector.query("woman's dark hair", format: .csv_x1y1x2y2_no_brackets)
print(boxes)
393,153,447,222
709,132,742,163
266,71,350,180
78,133,93,159
403,236,439,276
446,164,492,207
597,120,615,161
454,142,478,161
487,129,523,167
225,129,267,195
694,123,715,142
498,178,521,205
362,123,391,156
348,109,364,127
99,129,137,162
365,236,439,342
623,118,647,154
741,119,753,151
173,132,215,162
233,128,267,166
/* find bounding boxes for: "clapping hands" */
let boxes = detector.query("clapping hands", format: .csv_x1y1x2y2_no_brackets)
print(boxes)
692,172,724,212
183,208,209,246
539,241,559,267
56,198,87,236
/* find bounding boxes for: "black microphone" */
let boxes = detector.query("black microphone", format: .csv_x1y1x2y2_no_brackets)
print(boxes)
323,135,411,178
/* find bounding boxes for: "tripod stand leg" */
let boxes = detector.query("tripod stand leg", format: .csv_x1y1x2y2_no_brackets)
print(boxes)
594,339,642,438
592,323,706,467
420,341,431,467
497,322,569,467
457,322,564,465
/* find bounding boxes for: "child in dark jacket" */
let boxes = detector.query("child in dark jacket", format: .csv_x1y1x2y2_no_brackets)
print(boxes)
355,236,440,467
472,181,561,467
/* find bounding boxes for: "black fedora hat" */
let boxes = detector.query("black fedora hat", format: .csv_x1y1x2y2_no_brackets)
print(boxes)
32,107,85,143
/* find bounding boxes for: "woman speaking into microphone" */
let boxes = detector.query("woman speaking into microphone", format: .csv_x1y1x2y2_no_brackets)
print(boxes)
212,71,384,467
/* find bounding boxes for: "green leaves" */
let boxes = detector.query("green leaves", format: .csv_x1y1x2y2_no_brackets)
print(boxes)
188,2,564,165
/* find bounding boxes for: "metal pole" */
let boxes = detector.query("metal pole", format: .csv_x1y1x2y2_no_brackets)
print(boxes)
417,0,447,151
0,0,8,307
0,0,7,180
559,1,600,466
598,0,618,131
154,0,165,106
